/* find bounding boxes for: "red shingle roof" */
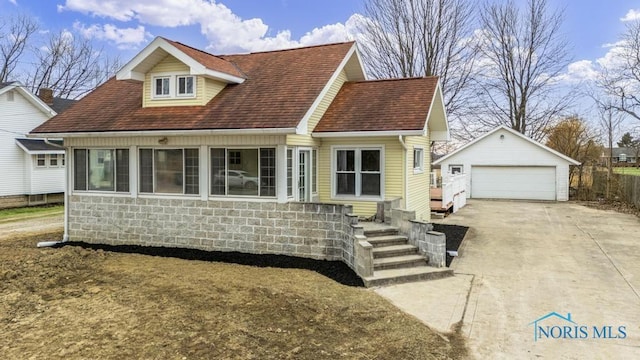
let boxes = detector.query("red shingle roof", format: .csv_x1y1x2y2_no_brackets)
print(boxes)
163,38,246,79
314,77,439,133
32,42,355,134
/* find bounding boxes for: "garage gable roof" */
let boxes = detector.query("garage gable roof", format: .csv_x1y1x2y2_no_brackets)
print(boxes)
433,125,580,165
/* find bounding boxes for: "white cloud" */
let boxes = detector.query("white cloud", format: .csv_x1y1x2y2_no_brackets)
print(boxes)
560,60,599,82
621,9,640,22
59,0,363,53
9,0,17,5
74,22,151,49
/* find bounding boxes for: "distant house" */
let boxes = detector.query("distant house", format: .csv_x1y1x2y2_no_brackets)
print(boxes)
29,37,450,280
0,82,76,208
611,147,640,166
433,126,580,201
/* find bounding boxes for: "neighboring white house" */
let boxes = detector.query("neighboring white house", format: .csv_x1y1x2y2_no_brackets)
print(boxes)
433,126,580,201
0,82,75,208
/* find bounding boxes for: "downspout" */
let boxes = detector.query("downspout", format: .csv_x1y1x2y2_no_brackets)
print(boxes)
37,138,69,248
398,135,408,210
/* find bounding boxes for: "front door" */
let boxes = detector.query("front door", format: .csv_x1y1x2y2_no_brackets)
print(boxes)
298,150,311,202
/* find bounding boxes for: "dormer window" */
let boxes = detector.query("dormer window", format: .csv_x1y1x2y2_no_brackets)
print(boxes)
177,76,195,97
154,77,170,97
152,74,196,99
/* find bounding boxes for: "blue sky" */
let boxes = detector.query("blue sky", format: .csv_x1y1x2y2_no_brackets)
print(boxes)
3,0,640,122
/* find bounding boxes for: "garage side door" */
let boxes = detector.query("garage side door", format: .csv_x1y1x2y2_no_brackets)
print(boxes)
471,166,556,200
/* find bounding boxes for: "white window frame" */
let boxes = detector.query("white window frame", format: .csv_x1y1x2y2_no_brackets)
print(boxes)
208,146,277,199
73,148,130,193
36,154,47,168
139,148,200,196
152,76,171,98
49,154,58,167
176,75,196,98
449,164,463,175
619,154,627,162
331,145,384,201
413,146,424,174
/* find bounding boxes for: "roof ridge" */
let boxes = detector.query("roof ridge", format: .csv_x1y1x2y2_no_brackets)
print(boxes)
222,41,355,56
348,76,439,84
163,37,231,63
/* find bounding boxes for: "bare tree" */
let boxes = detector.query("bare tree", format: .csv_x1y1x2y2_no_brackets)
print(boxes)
358,0,478,118
471,0,573,141
594,99,625,198
26,30,121,99
0,14,38,82
599,20,640,122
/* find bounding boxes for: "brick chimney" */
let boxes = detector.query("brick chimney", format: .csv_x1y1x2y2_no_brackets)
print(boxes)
38,88,54,106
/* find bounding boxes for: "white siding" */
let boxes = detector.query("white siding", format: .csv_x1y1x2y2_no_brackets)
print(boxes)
29,155,66,194
0,88,63,196
438,128,573,201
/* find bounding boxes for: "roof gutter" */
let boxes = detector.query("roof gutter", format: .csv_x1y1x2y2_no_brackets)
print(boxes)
44,138,64,148
28,127,298,138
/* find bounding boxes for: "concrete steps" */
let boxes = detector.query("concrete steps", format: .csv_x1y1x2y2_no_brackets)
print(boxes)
373,254,427,270
361,223,453,286
366,235,409,248
372,244,417,258
363,266,453,287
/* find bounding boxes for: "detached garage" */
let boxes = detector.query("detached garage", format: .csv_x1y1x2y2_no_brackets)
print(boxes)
433,126,580,201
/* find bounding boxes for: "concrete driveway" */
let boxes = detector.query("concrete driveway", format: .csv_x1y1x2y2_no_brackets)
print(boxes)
444,200,640,359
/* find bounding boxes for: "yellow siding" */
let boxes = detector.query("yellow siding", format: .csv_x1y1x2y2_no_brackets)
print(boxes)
286,134,321,147
143,55,211,108
204,78,227,103
66,135,287,147
317,137,404,217
405,135,431,221
307,70,348,133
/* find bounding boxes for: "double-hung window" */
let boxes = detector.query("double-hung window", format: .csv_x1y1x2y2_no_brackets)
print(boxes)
152,75,195,98
154,76,170,97
73,149,129,192
36,154,46,167
139,148,199,195
334,148,382,198
413,147,424,173
210,148,276,197
177,76,195,97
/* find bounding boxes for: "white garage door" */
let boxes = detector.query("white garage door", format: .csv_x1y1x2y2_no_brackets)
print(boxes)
471,166,556,200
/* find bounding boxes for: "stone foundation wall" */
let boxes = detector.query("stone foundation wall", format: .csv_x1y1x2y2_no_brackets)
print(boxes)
68,195,361,270
0,195,28,209
409,221,446,268
0,193,64,209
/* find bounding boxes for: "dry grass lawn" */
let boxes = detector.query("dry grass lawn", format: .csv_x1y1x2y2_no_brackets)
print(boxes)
1,230,467,359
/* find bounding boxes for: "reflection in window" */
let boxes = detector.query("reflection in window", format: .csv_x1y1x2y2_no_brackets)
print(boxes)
211,148,276,197
73,149,129,192
287,149,293,197
89,149,114,191
335,148,381,197
139,149,199,195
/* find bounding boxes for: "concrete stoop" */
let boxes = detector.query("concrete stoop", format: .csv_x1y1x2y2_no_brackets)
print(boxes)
362,225,453,287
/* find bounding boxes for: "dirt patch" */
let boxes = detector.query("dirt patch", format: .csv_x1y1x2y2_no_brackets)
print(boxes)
1,230,468,359
432,224,469,267
578,200,640,218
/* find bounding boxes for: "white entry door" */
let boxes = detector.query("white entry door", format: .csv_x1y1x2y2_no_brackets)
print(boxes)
471,166,557,200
